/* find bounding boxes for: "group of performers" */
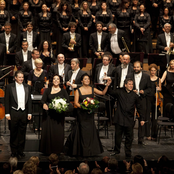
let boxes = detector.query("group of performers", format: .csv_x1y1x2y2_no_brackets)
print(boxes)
3,51,174,158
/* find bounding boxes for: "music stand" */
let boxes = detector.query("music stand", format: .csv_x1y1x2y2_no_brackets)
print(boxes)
65,58,87,69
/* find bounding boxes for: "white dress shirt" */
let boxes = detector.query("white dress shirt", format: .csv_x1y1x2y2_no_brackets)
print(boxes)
99,65,109,84
70,68,80,90
16,82,25,110
70,31,75,39
120,64,129,88
134,72,142,93
58,63,65,82
110,29,122,54
31,58,36,69
5,32,11,52
27,31,33,51
97,31,102,51
165,32,171,48
22,50,28,62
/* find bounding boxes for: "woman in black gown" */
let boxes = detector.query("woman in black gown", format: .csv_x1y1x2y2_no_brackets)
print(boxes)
134,4,152,54
115,0,131,49
160,0,174,16
8,0,20,35
57,1,72,54
95,2,112,32
39,40,55,70
0,0,10,33
51,0,61,41
18,2,33,33
64,73,111,157
40,74,70,155
146,64,161,140
78,1,92,58
38,3,52,43
28,58,48,95
159,7,172,33
29,0,43,31
161,60,174,118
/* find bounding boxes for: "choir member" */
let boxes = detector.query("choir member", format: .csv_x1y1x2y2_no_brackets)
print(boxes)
78,1,92,58
57,1,72,54
134,4,152,54
95,2,113,32
38,3,52,43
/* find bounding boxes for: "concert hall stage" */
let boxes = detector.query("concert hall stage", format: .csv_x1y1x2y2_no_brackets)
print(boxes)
0,121,174,170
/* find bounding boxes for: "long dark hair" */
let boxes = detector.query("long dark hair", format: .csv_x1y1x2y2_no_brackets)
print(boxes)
38,40,52,53
119,0,130,10
49,74,63,88
58,1,72,16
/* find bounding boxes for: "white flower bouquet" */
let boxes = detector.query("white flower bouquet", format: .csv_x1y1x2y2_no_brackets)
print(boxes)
49,97,69,113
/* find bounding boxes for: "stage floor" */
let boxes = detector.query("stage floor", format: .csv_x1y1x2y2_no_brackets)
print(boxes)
0,120,174,164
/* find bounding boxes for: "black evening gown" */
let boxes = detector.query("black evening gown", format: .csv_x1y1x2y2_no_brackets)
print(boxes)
38,12,52,43
40,88,70,155
159,15,173,33
134,12,152,54
78,11,92,58
28,69,47,94
71,4,80,34
57,12,72,54
64,88,104,157
40,52,55,70
8,1,20,35
162,71,174,118
160,1,174,16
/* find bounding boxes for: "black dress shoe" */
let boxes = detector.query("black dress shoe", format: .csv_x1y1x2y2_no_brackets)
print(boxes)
18,152,25,158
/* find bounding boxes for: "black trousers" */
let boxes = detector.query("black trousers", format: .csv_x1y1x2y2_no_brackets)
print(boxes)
115,124,133,156
10,109,27,154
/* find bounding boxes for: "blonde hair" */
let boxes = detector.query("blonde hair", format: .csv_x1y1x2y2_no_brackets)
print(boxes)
13,170,24,174
65,170,73,174
34,58,43,66
168,60,174,70
29,156,39,165
131,163,143,174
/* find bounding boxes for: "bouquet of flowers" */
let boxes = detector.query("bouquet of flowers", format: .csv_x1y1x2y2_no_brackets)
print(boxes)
49,97,69,113
80,97,100,114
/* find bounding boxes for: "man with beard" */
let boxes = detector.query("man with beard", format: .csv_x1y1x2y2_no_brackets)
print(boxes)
126,61,151,145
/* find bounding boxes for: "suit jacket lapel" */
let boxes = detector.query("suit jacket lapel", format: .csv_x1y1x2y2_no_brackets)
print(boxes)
139,72,144,89
97,66,102,83
11,83,17,104
55,64,59,74
95,32,98,46
24,84,28,104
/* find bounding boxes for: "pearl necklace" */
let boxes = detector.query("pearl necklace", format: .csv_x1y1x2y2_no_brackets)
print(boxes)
53,87,60,91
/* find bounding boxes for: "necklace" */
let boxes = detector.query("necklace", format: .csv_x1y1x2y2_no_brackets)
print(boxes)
53,87,60,91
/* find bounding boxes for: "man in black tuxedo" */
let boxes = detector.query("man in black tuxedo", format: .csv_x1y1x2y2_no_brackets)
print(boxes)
21,49,40,82
0,22,17,65
48,53,71,82
89,21,109,59
156,23,174,76
66,58,85,95
126,61,152,144
5,70,32,157
62,22,81,58
15,41,32,67
114,53,134,89
20,22,39,51
109,78,144,158
108,23,127,59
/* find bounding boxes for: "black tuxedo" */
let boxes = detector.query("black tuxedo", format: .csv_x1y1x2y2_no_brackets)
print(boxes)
156,32,174,52
66,69,86,94
108,29,127,57
114,63,134,89
48,63,71,81
0,43,6,65
20,31,39,49
94,63,116,84
126,71,152,142
5,82,32,154
89,31,109,58
15,50,32,66
21,59,34,81
62,32,81,58
0,32,17,53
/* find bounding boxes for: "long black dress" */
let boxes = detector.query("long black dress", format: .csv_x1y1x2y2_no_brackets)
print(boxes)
0,10,10,33
162,71,174,118
64,87,103,157
40,88,70,155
